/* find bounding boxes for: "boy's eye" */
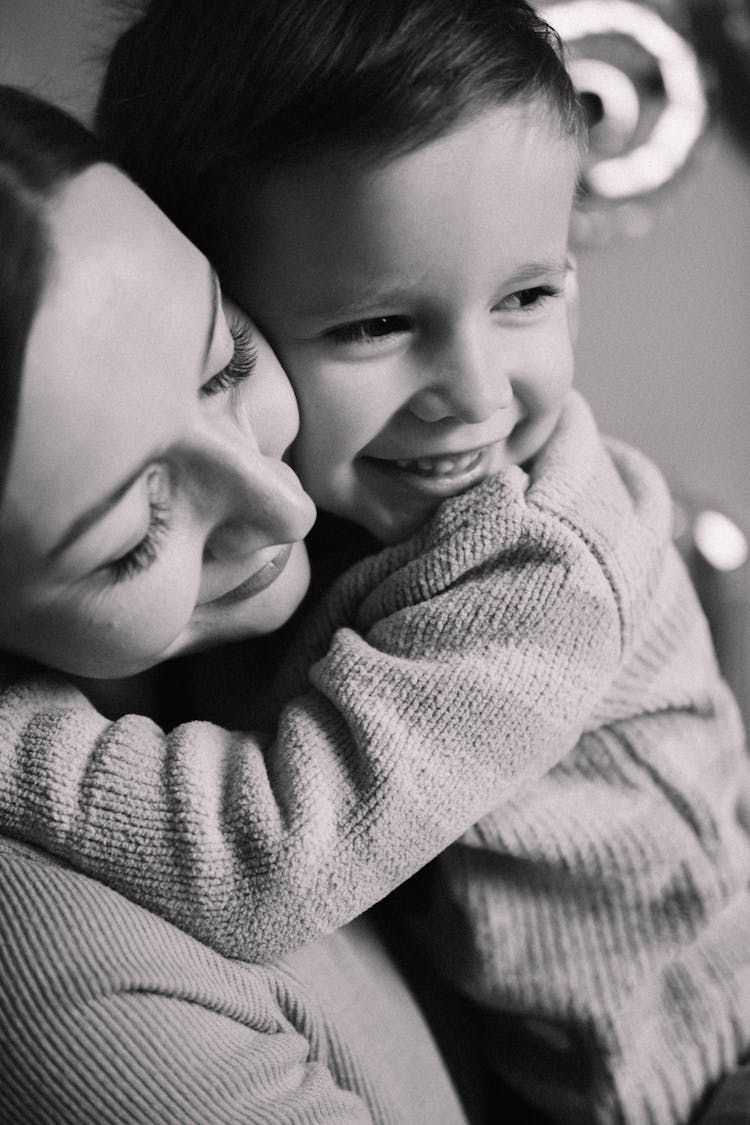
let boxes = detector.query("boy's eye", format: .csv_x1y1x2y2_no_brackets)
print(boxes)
496,285,561,313
201,316,258,397
326,315,411,346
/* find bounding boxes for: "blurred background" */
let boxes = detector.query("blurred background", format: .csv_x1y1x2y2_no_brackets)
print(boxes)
1,0,747,512
1,0,748,711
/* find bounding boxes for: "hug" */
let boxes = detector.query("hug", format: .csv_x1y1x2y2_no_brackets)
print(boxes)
1,2,748,1122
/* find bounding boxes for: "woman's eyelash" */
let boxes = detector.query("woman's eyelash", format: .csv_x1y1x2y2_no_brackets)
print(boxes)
327,315,411,346
201,317,258,397
105,317,256,586
109,497,171,584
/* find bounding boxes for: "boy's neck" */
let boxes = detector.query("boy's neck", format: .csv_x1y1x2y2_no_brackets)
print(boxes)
305,510,381,592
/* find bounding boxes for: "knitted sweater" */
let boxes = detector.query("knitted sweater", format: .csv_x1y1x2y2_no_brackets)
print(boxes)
0,835,469,1123
0,392,748,1123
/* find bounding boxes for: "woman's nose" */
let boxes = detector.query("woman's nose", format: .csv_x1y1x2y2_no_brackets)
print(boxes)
193,430,314,563
408,336,513,424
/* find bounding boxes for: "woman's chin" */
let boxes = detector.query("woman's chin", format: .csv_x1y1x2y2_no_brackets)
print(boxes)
171,541,311,656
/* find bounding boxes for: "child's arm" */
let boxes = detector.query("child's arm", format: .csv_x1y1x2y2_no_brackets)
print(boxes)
0,393,655,961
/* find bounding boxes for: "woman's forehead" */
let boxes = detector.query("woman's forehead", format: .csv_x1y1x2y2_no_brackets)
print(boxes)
44,164,202,322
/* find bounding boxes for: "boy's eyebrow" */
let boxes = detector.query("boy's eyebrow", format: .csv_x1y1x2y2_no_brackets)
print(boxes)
293,258,570,320
47,263,219,563
292,287,414,321
502,258,569,287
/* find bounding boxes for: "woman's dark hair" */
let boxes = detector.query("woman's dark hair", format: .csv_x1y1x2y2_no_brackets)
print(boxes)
98,0,584,254
0,86,102,498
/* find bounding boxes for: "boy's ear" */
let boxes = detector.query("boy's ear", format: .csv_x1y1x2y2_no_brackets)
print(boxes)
565,254,579,344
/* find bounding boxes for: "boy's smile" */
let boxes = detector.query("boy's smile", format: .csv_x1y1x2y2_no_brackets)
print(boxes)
225,104,580,542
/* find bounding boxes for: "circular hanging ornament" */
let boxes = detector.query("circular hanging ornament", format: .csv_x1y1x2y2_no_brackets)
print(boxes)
540,0,711,244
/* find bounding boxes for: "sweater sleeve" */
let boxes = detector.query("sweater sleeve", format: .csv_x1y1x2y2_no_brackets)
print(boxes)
0,393,659,961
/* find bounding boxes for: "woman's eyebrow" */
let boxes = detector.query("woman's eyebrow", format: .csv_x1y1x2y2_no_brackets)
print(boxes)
47,263,220,564
45,460,152,563
202,265,221,368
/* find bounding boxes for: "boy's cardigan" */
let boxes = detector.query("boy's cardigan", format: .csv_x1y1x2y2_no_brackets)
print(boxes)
0,391,747,1123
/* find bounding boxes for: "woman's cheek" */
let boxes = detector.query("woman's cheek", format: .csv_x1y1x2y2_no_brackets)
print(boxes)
251,349,302,459
76,567,201,676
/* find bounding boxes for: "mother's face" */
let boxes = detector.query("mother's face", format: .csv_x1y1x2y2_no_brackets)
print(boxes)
0,165,316,678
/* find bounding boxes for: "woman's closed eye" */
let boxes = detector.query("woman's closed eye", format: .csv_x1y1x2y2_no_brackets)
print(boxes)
107,467,172,584
326,315,411,348
201,315,258,397
104,318,258,586
108,496,170,583
495,284,562,314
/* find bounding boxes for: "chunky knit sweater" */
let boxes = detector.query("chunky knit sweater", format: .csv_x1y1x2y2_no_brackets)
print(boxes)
0,392,748,1123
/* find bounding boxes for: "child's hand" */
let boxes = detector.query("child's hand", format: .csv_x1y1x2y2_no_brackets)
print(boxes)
361,490,443,546
364,450,524,546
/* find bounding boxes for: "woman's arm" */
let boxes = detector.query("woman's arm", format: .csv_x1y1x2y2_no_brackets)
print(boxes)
0,394,663,960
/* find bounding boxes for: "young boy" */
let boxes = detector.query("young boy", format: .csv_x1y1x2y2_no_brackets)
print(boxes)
1,2,748,1122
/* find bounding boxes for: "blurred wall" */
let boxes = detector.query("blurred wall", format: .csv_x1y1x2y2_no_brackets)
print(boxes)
575,129,750,521
2,0,748,518
0,0,109,124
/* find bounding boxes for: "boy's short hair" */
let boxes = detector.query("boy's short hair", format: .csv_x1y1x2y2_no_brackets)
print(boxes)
98,0,584,250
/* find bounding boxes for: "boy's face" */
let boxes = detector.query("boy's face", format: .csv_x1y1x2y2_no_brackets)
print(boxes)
225,104,580,542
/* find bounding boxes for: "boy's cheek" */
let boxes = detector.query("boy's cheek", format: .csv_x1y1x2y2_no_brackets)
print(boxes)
564,257,580,344
292,448,437,545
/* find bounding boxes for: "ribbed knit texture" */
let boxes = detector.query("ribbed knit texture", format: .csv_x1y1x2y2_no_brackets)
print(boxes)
0,837,468,1123
0,392,747,1122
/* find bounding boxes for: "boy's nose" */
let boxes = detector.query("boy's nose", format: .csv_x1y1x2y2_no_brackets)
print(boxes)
408,338,513,424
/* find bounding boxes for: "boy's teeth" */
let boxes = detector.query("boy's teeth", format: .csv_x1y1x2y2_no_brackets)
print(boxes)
394,450,480,476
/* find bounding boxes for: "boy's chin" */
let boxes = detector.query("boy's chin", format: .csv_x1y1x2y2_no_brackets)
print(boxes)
350,496,442,546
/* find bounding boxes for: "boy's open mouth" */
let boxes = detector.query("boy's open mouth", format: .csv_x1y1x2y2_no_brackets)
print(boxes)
391,449,484,478
361,442,502,499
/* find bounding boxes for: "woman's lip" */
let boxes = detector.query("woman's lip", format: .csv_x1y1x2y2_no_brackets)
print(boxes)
206,543,294,607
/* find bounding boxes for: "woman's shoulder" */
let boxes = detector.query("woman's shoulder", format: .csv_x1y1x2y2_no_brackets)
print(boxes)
0,837,388,1123
0,834,289,1021
0,838,471,1124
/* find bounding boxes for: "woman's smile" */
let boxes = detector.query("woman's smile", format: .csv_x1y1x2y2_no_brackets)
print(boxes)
205,542,294,606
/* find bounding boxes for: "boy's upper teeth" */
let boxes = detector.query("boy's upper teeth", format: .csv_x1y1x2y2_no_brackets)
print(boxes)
394,450,480,476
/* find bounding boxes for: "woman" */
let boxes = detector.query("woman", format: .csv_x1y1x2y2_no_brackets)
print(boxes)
0,86,481,1124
